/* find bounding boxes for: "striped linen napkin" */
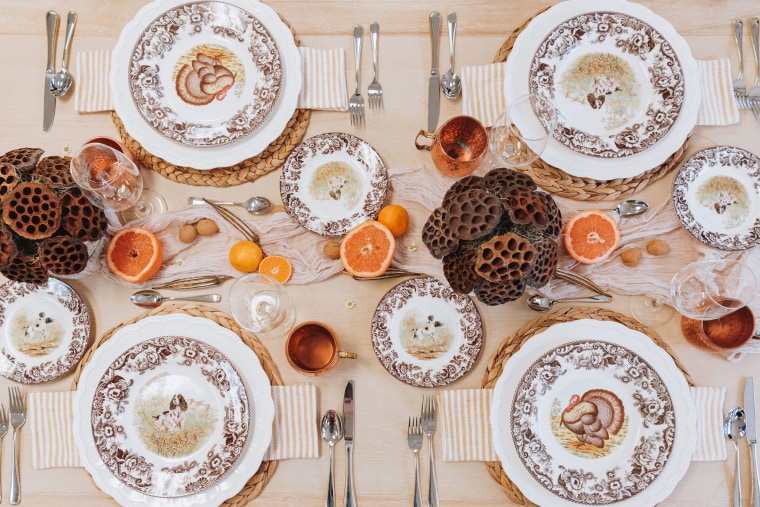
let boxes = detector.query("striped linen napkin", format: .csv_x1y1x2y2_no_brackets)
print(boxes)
29,384,319,469
438,386,727,462
461,58,739,128
73,47,348,113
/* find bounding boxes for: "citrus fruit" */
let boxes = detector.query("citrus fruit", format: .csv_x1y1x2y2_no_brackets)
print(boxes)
340,220,396,277
229,240,264,273
563,210,621,264
377,204,410,237
259,255,293,283
106,226,163,283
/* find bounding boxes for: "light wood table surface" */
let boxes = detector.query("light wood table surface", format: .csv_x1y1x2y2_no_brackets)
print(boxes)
1,1,760,505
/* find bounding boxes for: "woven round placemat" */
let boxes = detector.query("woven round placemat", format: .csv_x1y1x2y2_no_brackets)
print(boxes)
111,13,312,187
493,10,691,201
478,306,693,506
71,303,283,506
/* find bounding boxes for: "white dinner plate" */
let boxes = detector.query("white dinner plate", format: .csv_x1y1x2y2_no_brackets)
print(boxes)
490,319,696,507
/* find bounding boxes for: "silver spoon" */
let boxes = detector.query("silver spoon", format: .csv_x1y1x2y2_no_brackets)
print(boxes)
440,12,461,99
130,289,221,308
604,199,649,218
50,11,77,97
725,406,746,507
188,196,272,215
320,409,343,507
527,293,612,312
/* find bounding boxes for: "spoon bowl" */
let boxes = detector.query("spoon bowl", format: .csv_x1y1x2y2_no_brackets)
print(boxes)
130,289,222,308
724,406,746,507
527,293,611,312
50,11,77,97
321,409,344,507
440,12,461,99
188,196,273,215
605,199,649,218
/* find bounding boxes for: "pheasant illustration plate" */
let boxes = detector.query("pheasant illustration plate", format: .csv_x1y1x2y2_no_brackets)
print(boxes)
490,319,696,507
73,315,274,507
0,278,89,384
673,145,760,250
280,132,388,236
111,0,301,169
370,276,482,387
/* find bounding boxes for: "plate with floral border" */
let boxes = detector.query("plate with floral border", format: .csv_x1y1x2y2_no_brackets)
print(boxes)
111,0,302,169
280,132,388,236
73,314,274,507
672,145,760,250
370,276,482,387
0,278,89,384
490,319,696,507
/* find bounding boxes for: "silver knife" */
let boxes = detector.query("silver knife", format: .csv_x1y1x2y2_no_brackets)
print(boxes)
343,380,357,507
745,377,760,507
43,11,60,132
427,12,441,132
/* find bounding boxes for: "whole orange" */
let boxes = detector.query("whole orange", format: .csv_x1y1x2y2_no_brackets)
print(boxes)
377,204,410,237
229,240,264,273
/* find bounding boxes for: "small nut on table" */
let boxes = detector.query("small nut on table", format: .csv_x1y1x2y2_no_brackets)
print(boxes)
646,239,670,256
178,223,198,244
196,218,219,236
621,247,642,267
323,240,341,260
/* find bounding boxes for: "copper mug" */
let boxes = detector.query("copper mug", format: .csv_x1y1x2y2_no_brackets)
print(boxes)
415,115,488,177
285,321,357,376
680,306,756,352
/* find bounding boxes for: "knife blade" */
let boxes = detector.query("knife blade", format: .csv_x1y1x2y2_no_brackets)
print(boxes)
744,377,760,507
43,11,60,132
427,12,441,133
343,380,356,507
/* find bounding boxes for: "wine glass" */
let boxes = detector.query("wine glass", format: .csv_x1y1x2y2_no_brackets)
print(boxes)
229,273,297,339
488,93,557,168
628,295,676,327
670,259,756,320
69,142,166,223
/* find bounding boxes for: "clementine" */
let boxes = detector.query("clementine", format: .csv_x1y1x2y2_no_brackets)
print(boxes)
106,226,163,283
340,220,396,277
229,240,264,273
259,255,293,283
377,204,410,237
563,210,621,264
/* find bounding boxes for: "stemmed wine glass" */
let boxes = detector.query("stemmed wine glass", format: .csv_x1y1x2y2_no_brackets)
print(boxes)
488,93,557,168
229,273,297,339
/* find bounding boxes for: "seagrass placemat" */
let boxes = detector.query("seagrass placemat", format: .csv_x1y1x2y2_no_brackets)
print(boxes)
111,13,311,188
493,10,691,201
71,303,283,506
478,306,693,505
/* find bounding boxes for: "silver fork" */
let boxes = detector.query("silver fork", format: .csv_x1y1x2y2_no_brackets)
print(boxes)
367,21,383,110
748,18,760,121
0,404,7,504
733,19,748,108
421,396,439,507
349,25,365,126
407,417,423,507
9,387,25,505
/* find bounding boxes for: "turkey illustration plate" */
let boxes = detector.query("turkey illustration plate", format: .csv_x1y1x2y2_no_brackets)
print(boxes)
370,276,482,387
672,145,760,250
73,315,274,507
111,0,301,169
490,319,696,507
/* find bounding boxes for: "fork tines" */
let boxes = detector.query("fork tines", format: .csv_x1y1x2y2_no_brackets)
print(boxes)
349,25,365,126
367,21,384,110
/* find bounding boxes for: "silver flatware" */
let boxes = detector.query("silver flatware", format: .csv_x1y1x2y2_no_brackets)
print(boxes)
555,268,612,298
188,195,272,215
349,25,365,126
50,11,77,97
748,18,760,121
440,13,461,99
8,387,25,505
368,21,383,110
407,417,423,507
344,267,424,281
734,20,748,106
745,377,760,507
343,380,356,507
527,293,612,312
427,12,442,132
0,404,7,504
725,406,747,507
321,410,343,507
202,197,260,243
421,396,439,507
604,199,649,218
152,275,233,291
43,11,59,132
130,290,221,308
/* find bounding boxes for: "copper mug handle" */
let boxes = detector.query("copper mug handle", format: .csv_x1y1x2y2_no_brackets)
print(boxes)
414,129,437,151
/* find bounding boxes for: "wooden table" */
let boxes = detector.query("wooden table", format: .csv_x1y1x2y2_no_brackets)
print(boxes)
1,1,759,505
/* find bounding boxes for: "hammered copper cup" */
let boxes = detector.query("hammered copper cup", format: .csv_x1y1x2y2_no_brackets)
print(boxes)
680,306,756,352
415,115,487,177
285,321,358,376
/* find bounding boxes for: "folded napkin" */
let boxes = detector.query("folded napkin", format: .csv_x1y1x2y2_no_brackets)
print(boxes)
73,47,348,114
29,384,319,470
439,386,727,463
461,58,739,128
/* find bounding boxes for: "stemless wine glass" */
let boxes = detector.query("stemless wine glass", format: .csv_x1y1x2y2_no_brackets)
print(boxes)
670,259,756,320
489,93,557,168
229,273,297,339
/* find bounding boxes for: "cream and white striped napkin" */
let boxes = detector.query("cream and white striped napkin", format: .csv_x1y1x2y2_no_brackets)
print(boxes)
29,384,319,470
439,386,727,463
461,58,740,128
73,47,348,114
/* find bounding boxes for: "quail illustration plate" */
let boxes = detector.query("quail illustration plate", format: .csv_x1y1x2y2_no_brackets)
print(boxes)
0,278,89,384
74,315,274,507
111,0,301,169
672,145,760,250
490,319,696,507
505,0,700,178
370,276,482,387
280,132,388,236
